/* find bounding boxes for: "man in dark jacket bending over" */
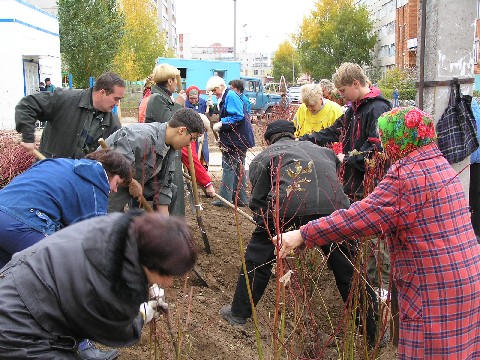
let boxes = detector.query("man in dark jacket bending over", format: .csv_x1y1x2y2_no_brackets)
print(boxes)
220,119,380,346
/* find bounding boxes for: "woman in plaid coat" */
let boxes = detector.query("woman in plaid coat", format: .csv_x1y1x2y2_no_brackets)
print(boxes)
275,107,480,359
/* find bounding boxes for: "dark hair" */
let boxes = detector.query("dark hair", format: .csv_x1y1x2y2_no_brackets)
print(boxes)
86,149,132,183
134,214,197,276
93,72,126,95
169,108,205,134
229,79,244,93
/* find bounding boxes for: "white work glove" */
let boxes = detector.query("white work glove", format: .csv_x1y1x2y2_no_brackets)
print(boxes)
213,122,223,132
139,300,160,325
206,99,213,107
337,153,345,162
149,284,168,311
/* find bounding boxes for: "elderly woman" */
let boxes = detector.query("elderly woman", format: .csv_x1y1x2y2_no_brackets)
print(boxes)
293,83,344,137
275,107,480,359
0,211,197,358
319,78,346,107
185,85,210,167
0,149,132,268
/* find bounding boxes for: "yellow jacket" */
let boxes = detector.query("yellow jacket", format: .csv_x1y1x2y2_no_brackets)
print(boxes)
293,99,344,137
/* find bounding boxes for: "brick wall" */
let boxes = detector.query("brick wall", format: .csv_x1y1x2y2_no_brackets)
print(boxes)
396,0,419,69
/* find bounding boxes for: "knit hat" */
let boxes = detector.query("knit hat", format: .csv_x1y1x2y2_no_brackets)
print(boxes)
264,119,295,141
377,106,436,161
186,86,200,97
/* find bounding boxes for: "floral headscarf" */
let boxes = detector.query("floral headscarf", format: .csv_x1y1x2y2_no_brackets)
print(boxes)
377,106,436,161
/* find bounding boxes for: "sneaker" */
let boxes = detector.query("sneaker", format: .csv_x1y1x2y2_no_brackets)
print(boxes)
77,339,119,360
219,305,247,325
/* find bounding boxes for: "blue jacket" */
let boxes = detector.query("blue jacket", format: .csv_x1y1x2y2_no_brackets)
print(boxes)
470,98,480,164
185,98,207,114
0,159,110,235
218,88,255,151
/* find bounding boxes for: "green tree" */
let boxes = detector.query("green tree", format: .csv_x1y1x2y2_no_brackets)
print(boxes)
294,0,376,80
58,0,125,88
272,41,301,84
378,67,417,100
113,0,173,81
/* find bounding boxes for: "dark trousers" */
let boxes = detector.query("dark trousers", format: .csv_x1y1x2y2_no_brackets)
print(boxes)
469,163,480,243
0,211,45,268
230,214,378,342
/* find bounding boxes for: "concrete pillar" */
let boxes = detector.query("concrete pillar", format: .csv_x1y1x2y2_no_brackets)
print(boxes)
419,0,477,195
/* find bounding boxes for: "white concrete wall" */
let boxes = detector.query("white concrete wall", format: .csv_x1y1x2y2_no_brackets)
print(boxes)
421,0,476,195
0,0,60,130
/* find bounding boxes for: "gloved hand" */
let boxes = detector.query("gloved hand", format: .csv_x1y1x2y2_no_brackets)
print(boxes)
337,153,345,162
206,99,213,107
149,284,168,312
139,300,160,325
213,122,222,132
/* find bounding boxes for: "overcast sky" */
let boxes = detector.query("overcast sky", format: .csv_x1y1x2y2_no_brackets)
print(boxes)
175,0,315,54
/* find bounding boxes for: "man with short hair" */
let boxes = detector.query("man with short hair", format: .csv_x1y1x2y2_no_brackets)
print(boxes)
16,72,125,159
105,108,205,215
221,120,380,346
44,77,56,92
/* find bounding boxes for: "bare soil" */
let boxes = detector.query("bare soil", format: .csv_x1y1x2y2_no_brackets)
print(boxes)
116,116,398,360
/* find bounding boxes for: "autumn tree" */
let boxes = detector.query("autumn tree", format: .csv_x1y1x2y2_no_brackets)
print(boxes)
271,41,301,83
294,0,376,80
113,0,173,81
378,67,417,100
58,0,125,88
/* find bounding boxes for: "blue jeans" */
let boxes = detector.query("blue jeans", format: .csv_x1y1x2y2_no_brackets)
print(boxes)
0,211,45,268
219,149,248,205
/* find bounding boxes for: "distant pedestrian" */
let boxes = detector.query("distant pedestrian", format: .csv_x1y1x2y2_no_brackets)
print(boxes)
44,77,56,92
393,88,399,107
39,82,47,92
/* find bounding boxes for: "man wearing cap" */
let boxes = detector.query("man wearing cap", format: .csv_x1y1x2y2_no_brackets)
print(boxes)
220,120,378,344
44,77,56,92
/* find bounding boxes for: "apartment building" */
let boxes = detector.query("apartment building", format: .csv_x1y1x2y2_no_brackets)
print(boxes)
154,0,177,52
355,0,397,76
395,0,418,69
